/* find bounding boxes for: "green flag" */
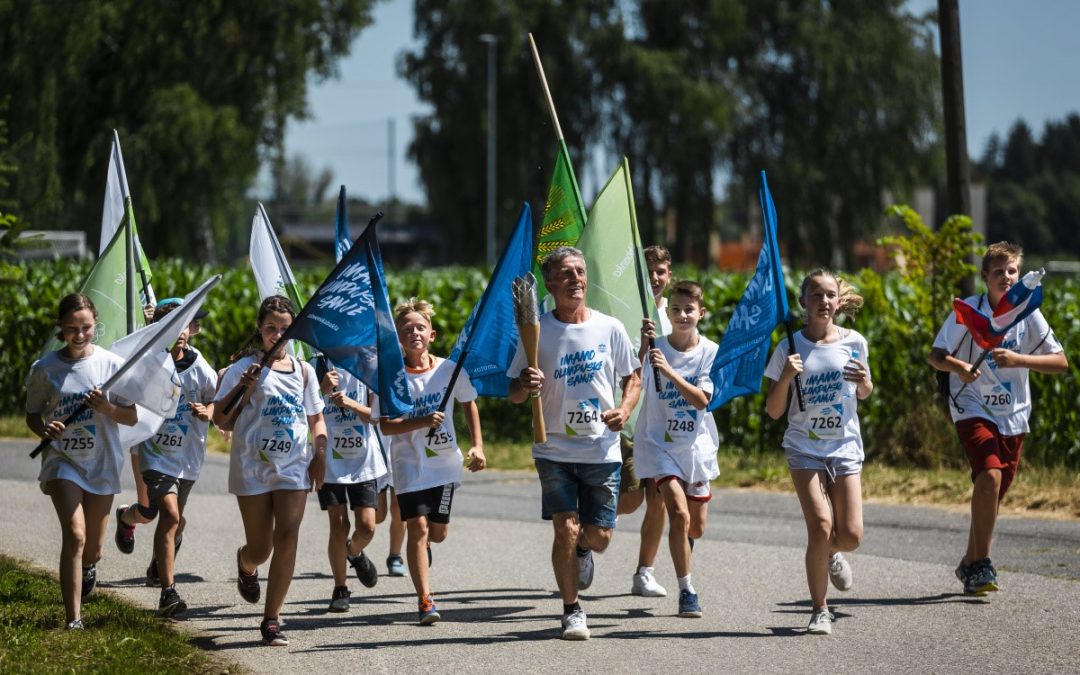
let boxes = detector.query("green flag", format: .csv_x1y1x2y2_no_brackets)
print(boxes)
533,140,587,302
575,157,659,351
575,159,658,439
40,214,143,356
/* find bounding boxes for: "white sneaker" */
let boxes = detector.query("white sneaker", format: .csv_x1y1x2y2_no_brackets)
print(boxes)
577,550,595,590
561,608,590,640
828,552,853,591
631,571,667,597
807,608,834,635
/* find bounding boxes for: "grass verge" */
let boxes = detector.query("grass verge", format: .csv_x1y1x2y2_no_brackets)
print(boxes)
0,554,236,674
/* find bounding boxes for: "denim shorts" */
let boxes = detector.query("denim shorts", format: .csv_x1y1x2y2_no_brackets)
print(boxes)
535,458,621,528
786,450,862,485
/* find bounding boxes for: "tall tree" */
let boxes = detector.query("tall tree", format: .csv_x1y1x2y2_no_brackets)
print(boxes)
399,0,619,264
0,0,377,262
727,0,942,268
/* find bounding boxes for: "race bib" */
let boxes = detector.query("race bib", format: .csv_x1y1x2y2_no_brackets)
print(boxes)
257,428,296,464
59,425,97,460
563,398,603,437
664,408,698,443
978,382,1014,416
807,404,844,440
424,424,455,457
152,422,186,454
331,425,367,459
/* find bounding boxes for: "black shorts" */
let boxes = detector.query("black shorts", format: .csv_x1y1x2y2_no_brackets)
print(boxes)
318,480,378,511
397,484,455,524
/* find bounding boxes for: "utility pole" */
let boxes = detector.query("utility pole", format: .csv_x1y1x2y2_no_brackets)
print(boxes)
480,33,498,267
938,0,976,294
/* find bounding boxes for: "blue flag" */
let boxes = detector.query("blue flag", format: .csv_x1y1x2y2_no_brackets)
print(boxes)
707,171,790,411
288,218,413,418
334,185,351,263
448,203,535,397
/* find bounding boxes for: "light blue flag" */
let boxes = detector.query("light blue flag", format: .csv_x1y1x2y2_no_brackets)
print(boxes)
707,171,790,411
334,185,351,263
448,203,535,397
287,217,413,418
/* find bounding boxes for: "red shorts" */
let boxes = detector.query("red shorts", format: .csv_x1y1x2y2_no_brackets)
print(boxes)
656,475,712,502
955,418,1024,499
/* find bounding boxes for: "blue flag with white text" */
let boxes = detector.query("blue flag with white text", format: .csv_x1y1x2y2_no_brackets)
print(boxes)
707,171,790,411
448,203,535,397
334,186,351,263
289,219,413,418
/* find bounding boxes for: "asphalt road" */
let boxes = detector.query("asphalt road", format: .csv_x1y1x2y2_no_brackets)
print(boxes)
2,439,1079,673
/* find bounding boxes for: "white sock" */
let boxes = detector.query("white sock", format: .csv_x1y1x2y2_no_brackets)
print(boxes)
678,575,695,594
637,565,654,578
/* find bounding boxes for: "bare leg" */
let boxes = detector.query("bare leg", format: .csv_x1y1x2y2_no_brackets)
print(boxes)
388,490,405,557
326,505,350,587
263,490,308,620
48,480,90,623
660,481,693,578
965,469,1002,563
406,516,431,597
552,512,581,605
349,506,377,557
828,474,864,554
791,469,833,610
154,492,182,587
637,479,667,567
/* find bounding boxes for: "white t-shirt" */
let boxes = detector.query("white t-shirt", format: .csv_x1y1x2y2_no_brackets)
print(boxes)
25,347,130,495
633,335,720,484
508,309,640,464
933,295,1062,435
217,355,324,495
372,357,477,495
655,296,672,335
138,347,217,481
322,369,387,485
764,328,871,460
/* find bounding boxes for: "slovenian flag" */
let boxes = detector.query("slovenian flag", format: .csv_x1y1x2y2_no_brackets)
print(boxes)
953,269,1045,350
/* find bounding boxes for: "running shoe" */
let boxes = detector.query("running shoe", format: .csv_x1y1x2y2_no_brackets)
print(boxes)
114,505,135,554
577,549,595,590
964,558,1000,596
828,552,853,591
81,563,97,599
157,585,187,618
631,569,667,597
418,594,440,625
236,547,261,604
347,547,378,588
807,608,835,635
561,608,590,640
260,617,288,646
66,619,84,630
386,555,406,577
328,585,351,613
677,589,702,618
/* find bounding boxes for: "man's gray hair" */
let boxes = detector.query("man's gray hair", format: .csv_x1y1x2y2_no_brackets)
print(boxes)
541,246,586,282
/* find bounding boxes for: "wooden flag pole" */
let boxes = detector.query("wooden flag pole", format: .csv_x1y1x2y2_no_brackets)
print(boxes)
527,33,565,142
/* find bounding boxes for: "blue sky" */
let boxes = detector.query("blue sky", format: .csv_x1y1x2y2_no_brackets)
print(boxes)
277,0,1080,205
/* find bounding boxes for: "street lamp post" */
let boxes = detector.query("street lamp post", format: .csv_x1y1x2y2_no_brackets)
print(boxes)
480,33,498,267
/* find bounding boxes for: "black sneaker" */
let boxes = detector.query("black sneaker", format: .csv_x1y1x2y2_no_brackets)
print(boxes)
260,617,288,646
81,564,97,599
146,558,160,587
237,547,261,604
114,505,136,554
157,585,188,618
328,585,351,612
347,548,378,588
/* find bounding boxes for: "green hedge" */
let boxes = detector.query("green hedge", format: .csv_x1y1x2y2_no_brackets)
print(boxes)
3,259,1077,468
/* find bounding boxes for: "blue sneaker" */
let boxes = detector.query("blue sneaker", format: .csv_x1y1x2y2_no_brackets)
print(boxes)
418,594,440,625
677,589,702,618
964,558,1000,596
386,555,406,577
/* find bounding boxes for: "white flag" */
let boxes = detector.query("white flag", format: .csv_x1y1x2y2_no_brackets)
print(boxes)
109,275,220,448
249,202,308,358
100,130,131,255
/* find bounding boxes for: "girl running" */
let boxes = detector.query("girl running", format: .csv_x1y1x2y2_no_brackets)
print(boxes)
764,269,872,636
25,293,138,629
214,295,327,646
